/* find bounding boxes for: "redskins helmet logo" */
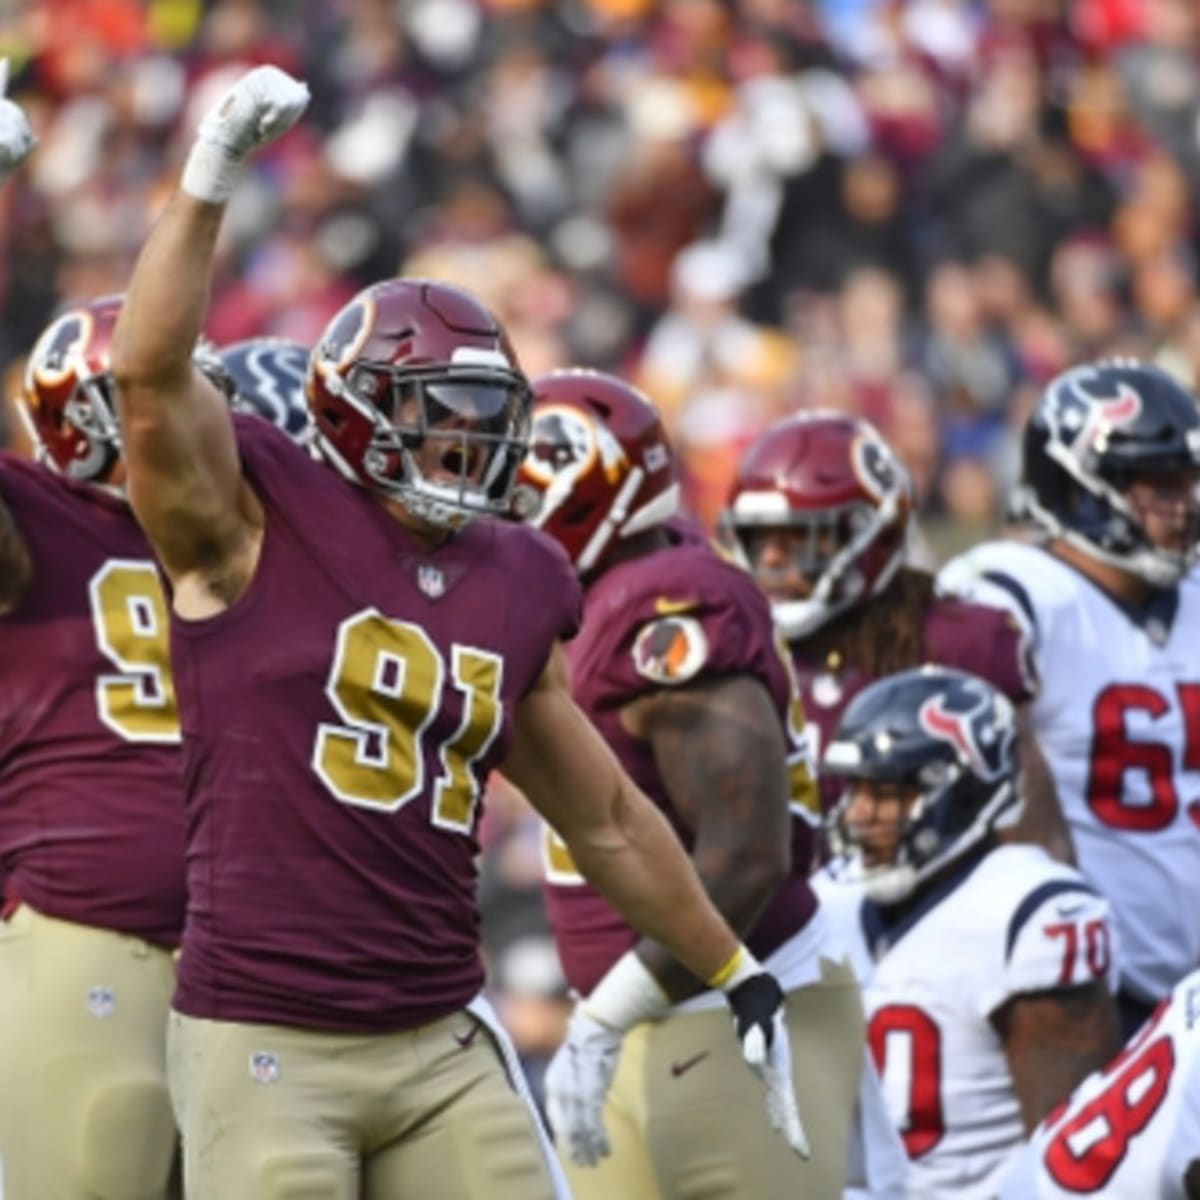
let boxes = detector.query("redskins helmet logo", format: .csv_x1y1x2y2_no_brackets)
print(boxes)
317,297,373,374
523,404,629,489
851,429,906,504
28,309,93,393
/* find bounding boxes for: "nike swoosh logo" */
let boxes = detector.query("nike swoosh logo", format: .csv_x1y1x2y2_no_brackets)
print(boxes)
454,1026,480,1050
654,597,697,616
1055,901,1088,918
670,1051,709,1078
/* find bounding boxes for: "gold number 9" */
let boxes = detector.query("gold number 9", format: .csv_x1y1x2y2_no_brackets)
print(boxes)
89,559,180,743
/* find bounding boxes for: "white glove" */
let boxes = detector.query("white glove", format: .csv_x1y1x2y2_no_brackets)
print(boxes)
0,60,36,185
543,1008,624,1167
726,970,810,1158
182,65,310,204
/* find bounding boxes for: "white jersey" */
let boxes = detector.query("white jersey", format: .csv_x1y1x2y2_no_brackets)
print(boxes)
1000,968,1200,1199
939,541,1200,1002
816,844,1117,1200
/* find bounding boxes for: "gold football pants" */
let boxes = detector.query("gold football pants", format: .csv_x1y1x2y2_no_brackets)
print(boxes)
0,904,178,1199
168,1003,564,1199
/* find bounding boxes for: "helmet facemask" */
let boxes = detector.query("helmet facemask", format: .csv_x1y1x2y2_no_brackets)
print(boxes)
318,360,533,528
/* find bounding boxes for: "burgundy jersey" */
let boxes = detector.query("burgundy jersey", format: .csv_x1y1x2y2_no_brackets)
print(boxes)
0,454,186,946
795,595,1036,814
544,520,818,996
170,417,580,1032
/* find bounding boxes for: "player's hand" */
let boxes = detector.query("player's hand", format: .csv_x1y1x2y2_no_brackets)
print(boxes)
183,65,309,203
726,971,811,1158
0,60,37,184
196,65,309,159
543,1008,623,1167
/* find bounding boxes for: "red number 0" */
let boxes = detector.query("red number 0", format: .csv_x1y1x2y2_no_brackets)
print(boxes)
1044,1033,1175,1191
1086,683,1200,832
868,1004,944,1158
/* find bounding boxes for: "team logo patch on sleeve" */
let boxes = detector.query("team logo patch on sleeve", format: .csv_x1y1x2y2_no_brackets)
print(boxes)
632,615,708,685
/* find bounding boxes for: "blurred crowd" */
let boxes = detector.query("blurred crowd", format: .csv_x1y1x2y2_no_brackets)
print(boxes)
3,0,1199,1088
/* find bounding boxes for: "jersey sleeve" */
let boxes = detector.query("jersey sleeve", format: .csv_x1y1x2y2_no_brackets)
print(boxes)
980,880,1117,1018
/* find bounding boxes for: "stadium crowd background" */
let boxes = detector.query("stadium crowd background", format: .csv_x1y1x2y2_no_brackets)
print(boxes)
2,0,1198,1093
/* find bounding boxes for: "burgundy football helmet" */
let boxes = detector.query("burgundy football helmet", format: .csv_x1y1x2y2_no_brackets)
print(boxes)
515,369,680,574
721,412,913,638
306,279,533,528
21,294,126,482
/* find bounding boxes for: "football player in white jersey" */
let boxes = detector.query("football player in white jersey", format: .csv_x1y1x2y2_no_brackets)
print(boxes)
939,360,1200,1037
1000,968,1200,1199
816,665,1122,1199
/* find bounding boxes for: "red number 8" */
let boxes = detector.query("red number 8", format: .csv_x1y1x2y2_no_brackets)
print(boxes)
1044,1035,1175,1190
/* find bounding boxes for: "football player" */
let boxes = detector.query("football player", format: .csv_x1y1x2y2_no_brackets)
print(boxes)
1000,967,1200,1199
720,411,1066,860
0,293,188,1198
514,369,863,1198
818,666,1123,1199
0,77,185,1198
939,361,1200,1035
109,65,805,1200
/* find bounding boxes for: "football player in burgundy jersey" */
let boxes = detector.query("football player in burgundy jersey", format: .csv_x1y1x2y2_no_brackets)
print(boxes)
941,361,1200,1038
514,369,863,1198
720,411,1067,861
0,294,188,1197
109,66,805,1200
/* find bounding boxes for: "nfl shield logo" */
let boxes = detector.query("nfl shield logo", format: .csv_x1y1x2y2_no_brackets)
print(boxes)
249,1051,280,1085
417,564,446,599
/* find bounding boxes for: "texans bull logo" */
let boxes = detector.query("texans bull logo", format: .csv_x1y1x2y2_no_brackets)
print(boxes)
917,677,1010,780
1048,368,1143,458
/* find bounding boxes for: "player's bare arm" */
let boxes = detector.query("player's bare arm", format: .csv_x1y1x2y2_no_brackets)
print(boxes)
111,193,260,607
505,643,743,984
510,643,809,1162
110,66,309,611
620,674,791,997
0,493,30,613
0,61,38,614
993,982,1122,1131
1009,714,1075,865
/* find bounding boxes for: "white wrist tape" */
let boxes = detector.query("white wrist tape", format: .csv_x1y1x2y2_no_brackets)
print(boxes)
581,951,671,1032
181,138,244,205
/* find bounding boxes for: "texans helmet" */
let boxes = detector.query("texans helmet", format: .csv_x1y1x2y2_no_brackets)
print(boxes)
823,665,1020,903
721,412,913,639
219,337,313,445
515,369,680,575
1017,360,1200,587
306,279,532,528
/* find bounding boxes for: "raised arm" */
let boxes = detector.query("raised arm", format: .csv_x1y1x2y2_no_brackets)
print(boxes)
109,67,309,607
0,60,35,612
504,644,808,1165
